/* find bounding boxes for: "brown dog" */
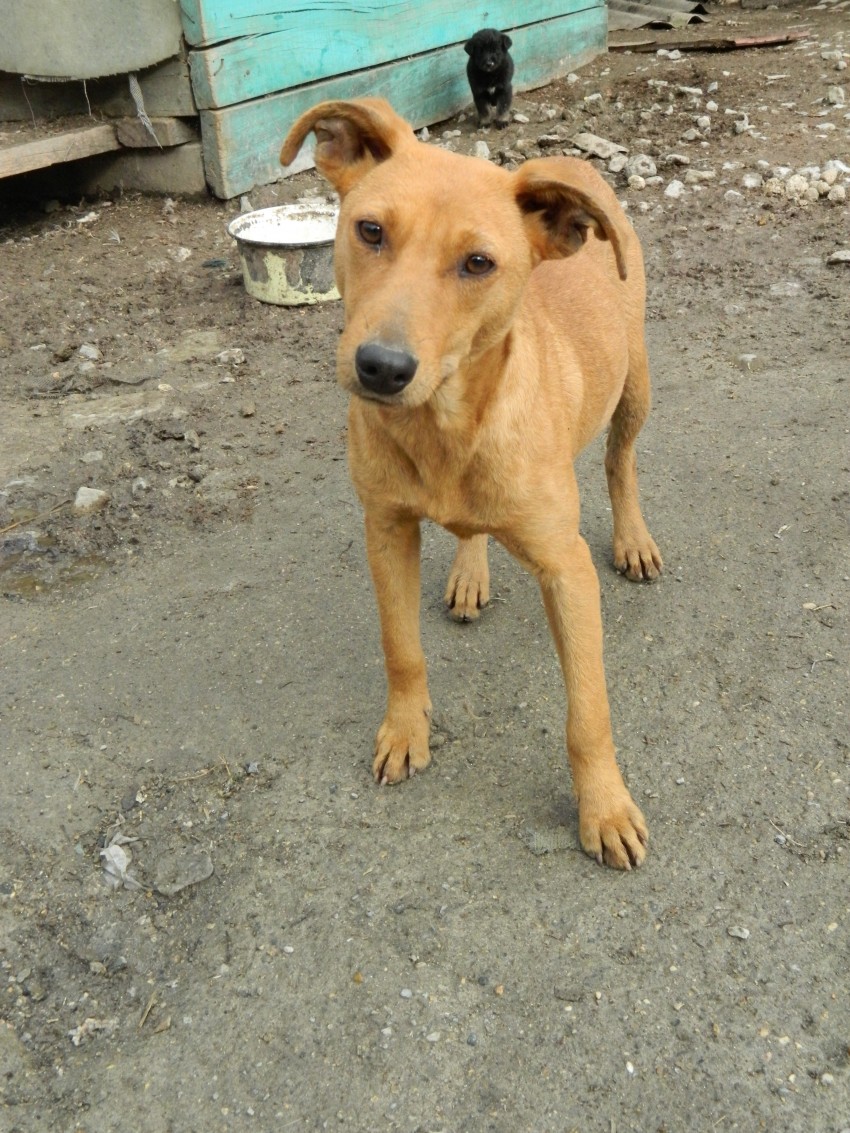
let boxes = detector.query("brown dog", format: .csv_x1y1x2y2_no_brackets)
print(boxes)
280,99,662,869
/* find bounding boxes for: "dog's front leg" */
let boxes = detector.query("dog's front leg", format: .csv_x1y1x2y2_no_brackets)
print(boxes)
364,510,432,784
535,536,648,869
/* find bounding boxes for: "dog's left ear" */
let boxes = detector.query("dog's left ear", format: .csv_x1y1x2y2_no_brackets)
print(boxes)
280,98,416,196
501,34,512,49
514,158,628,281
464,39,474,55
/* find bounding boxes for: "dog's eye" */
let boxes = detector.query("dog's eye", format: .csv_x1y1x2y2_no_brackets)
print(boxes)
357,220,383,248
462,253,495,277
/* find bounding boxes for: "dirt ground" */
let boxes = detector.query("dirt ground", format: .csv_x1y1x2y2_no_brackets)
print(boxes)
1,5,848,1131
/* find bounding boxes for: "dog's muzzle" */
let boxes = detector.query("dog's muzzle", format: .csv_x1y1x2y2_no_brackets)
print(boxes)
355,342,418,397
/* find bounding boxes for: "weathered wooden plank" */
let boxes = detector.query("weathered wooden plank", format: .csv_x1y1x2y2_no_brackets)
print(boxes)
200,8,606,198
181,0,582,49
115,116,199,148
0,123,120,180
96,60,199,120
189,0,595,108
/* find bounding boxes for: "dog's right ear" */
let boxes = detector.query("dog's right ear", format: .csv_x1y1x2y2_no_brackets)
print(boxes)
464,39,474,55
280,98,416,196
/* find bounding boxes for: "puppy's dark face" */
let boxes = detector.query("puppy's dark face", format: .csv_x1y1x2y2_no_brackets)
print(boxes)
465,29,512,73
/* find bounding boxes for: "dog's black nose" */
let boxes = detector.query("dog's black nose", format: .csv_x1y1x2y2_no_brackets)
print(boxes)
355,342,418,396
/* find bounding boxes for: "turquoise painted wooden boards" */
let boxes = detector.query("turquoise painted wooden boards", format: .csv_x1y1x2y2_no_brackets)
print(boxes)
183,0,582,48
188,0,599,108
189,0,607,198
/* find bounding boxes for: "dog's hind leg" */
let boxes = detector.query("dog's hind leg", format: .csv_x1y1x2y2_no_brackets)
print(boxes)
605,341,663,581
445,534,490,621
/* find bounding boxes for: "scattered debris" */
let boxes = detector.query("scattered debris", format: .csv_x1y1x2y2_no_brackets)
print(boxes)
100,832,143,891
68,1017,118,1046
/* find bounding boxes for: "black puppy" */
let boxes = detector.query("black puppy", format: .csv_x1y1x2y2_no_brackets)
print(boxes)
464,28,514,128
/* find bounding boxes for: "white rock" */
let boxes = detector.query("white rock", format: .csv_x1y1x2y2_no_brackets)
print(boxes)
814,180,831,197
664,179,686,200
418,127,430,141
74,487,110,514
764,178,786,197
566,73,579,84
824,158,850,176
826,85,846,106
628,175,646,191
724,190,745,205
512,113,529,124
742,172,764,189
706,100,718,112
78,343,102,361
826,249,850,264
785,174,809,198
828,185,847,203
681,127,701,142
625,154,657,178
803,186,820,203
473,141,491,160
608,153,629,174
684,168,716,184
695,115,711,133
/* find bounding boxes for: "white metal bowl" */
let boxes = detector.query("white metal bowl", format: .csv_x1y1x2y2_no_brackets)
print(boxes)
227,202,340,306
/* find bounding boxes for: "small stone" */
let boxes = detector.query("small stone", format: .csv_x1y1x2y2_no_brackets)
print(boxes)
681,128,701,142
695,115,711,133
608,153,628,174
628,175,646,191
400,988,413,999
742,172,764,190
418,126,429,142
764,178,785,197
154,848,214,897
684,168,716,184
131,477,150,496
727,926,750,940
724,190,745,205
241,402,256,418
784,174,808,199
187,464,208,483
78,343,102,361
826,249,850,265
825,85,845,106
625,154,657,178
425,1032,441,1043
664,180,686,200
81,450,104,464
706,100,718,112
820,1072,835,1086
472,141,490,160
827,185,847,203
73,486,110,514
467,1032,478,1046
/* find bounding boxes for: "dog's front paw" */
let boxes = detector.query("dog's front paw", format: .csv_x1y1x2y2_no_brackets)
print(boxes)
579,792,648,870
373,708,431,784
613,531,663,582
